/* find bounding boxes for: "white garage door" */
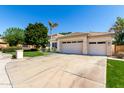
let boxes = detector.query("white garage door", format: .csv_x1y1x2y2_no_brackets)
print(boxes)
61,41,83,54
89,42,106,56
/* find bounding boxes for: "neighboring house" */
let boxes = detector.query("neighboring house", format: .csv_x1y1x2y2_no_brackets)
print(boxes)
48,34,64,48
56,32,114,56
0,38,8,49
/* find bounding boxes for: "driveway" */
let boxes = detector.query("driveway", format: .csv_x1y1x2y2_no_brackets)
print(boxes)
6,53,107,88
0,52,12,88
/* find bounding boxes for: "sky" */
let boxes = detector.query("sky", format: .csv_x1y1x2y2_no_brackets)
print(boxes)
0,5,124,34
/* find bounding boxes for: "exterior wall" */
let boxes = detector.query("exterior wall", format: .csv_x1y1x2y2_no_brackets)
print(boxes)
23,45,36,50
57,40,61,52
0,44,8,49
57,35,88,54
0,39,4,42
88,35,113,56
112,45,115,55
0,39,8,49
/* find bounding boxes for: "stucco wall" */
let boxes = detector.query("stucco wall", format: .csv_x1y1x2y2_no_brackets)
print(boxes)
0,44,8,49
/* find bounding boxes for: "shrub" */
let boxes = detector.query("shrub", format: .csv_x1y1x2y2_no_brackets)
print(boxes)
46,48,50,52
2,47,22,53
24,49,38,52
12,54,16,59
51,47,57,52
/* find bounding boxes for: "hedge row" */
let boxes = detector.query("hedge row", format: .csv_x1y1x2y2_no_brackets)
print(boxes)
2,47,22,53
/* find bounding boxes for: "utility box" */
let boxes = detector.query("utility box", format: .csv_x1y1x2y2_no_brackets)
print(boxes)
16,50,23,59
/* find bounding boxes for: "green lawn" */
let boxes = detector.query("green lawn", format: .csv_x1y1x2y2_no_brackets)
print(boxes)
6,51,48,57
107,59,124,88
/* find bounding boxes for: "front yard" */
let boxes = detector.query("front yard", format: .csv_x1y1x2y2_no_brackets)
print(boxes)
5,50,48,57
107,59,124,88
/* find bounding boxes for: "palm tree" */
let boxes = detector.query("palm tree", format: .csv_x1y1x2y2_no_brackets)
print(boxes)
48,21,58,51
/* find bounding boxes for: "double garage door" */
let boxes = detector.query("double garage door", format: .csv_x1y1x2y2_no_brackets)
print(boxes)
61,41,83,54
61,40,107,56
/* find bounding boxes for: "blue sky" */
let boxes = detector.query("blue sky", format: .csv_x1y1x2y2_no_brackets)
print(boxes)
0,5,124,34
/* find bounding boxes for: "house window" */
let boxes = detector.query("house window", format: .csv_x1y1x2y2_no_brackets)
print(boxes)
97,42,106,44
52,43,57,48
89,42,96,44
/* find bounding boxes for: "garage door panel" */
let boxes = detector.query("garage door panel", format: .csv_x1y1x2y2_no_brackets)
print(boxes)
61,42,83,54
89,43,106,56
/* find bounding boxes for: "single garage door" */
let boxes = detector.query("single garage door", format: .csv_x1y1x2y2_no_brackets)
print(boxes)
88,41,107,56
61,41,83,54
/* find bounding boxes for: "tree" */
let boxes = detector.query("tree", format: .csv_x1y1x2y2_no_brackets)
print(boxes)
3,27,25,46
109,17,124,45
48,21,58,50
25,22,48,49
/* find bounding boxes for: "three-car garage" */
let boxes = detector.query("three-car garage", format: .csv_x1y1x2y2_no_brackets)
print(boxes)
57,32,113,56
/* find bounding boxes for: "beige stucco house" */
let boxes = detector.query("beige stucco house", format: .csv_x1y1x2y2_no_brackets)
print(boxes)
56,32,114,56
0,38,8,49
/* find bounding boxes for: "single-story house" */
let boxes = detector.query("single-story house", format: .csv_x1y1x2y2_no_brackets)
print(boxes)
56,32,114,56
0,38,8,49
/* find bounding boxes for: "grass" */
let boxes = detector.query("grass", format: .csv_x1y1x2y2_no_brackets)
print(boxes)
5,51,48,57
23,51,48,57
107,59,124,88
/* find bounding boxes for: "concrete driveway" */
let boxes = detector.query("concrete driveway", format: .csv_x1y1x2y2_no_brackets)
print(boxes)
6,53,107,88
0,52,12,88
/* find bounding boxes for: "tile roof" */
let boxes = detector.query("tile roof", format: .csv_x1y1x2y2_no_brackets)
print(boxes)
57,32,114,39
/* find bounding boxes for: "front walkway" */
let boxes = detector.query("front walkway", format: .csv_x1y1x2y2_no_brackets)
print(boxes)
6,54,107,88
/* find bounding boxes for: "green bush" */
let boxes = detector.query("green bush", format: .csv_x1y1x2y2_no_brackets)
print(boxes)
2,47,22,53
46,48,50,52
12,54,16,59
51,47,57,52
24,49,38,52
